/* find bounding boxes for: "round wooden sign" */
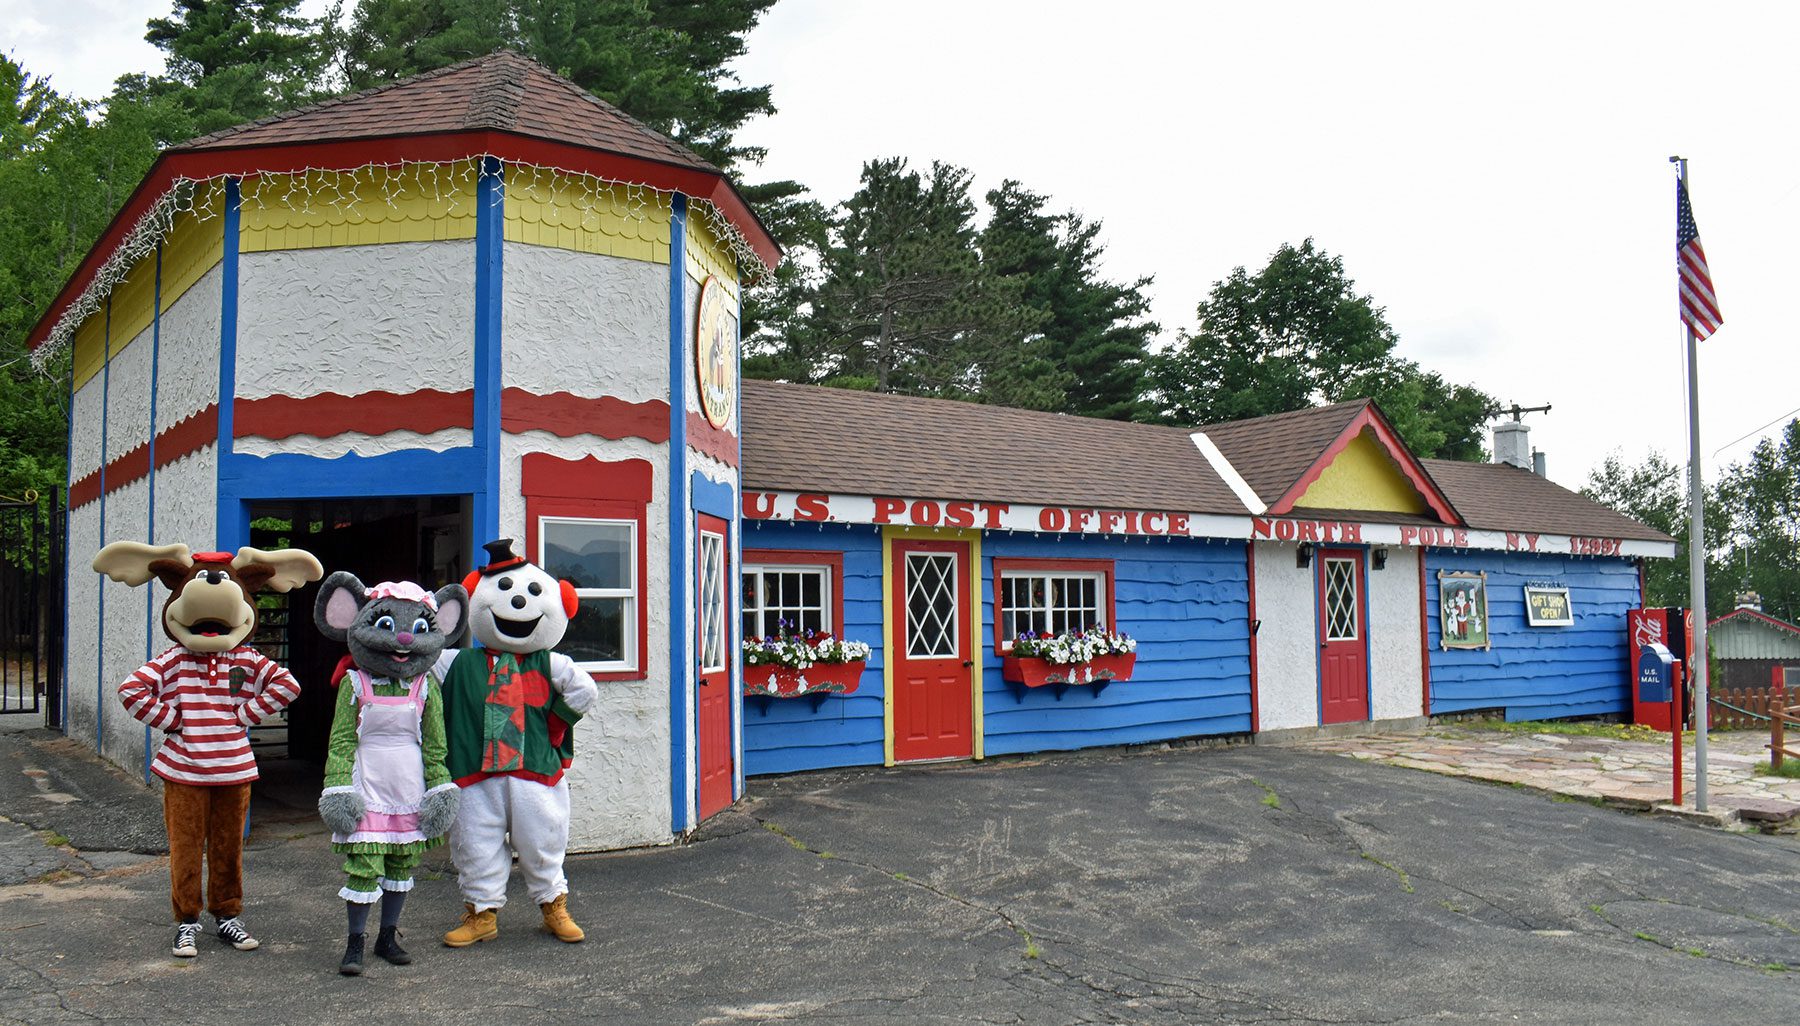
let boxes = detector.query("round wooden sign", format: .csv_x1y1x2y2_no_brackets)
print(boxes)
694,276,737,430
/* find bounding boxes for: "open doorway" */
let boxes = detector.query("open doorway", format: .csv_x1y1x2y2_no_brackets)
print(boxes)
247,495,471,769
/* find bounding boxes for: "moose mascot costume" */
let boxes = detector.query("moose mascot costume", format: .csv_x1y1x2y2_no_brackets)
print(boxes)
92,542,323,958
433,539,599,947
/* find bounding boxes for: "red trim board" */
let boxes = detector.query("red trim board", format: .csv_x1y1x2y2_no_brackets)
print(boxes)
990,557,1117,655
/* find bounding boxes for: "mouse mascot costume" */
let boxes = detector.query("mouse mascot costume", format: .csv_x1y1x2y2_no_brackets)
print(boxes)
314,575,467,976
434,539,599,947
92,542,323,958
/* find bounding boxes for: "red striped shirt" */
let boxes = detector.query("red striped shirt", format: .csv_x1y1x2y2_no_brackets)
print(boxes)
118,646,301,786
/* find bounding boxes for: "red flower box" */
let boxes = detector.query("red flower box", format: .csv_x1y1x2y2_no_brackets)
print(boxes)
1000,652,1137,687
744,660,865,698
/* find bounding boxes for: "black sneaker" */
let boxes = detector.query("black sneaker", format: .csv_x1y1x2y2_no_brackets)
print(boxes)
339,933,366,976
215,916,260,951
172,921,200,958
374,925,411,965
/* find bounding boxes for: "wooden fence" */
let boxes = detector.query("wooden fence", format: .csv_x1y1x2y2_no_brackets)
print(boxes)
1709,686,1787,730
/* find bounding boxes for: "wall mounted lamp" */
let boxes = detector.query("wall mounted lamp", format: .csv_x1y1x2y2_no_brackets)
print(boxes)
1372,548,1389,571
1296,542,1314,568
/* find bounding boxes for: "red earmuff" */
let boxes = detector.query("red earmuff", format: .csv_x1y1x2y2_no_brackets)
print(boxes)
560,579,579,618
462,571,481,597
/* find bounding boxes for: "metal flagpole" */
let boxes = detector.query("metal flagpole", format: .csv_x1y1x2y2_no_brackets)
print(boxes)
1673,155,1710,810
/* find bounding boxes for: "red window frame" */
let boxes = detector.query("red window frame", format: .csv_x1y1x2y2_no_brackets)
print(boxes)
742,548,845,638
991,557,1117,654
521,453,652,682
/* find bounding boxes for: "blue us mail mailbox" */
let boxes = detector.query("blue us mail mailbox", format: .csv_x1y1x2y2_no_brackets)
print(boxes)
1637,642,1675,704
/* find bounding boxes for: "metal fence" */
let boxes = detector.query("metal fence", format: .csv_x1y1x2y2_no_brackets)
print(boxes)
0,491,65,726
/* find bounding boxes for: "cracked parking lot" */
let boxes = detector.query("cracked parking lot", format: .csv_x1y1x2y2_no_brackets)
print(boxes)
2,737,1797,1025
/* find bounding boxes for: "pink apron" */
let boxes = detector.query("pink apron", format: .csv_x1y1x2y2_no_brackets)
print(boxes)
333,671,428,846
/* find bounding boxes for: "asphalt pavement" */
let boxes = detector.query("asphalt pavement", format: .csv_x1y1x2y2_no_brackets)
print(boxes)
2,724,1797,1025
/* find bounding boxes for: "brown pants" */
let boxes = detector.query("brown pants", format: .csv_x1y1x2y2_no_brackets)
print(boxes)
161,780,252,923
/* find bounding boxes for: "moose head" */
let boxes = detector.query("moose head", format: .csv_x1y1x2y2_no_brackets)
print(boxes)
93,542,324,653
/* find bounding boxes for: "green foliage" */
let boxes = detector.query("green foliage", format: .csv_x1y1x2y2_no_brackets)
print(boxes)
1149,239,1493,457
979,181,1157,421
792,157,1055,409
1715,420,1800,623
1580,448,1734,615
136,0,334,137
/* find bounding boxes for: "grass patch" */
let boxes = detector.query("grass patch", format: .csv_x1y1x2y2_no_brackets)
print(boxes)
1251,779,1280,809
41,832,70,848
1635,931,1659,943
1463,719,1672,743
1359,853,1415,894
1763,963,1790,973
1021,929,1041,960
762,822,808,851
1754,759,1800,779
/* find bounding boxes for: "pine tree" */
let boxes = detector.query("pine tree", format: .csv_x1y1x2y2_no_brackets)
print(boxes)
979,180,1156,421
138,0,332,135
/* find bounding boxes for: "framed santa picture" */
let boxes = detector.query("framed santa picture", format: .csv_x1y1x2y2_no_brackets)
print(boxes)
1437,571,1491,650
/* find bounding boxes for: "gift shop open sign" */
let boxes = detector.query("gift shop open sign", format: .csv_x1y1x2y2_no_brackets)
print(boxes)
695,276,738,430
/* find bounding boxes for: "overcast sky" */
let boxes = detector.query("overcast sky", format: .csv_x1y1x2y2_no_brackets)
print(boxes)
6,0,1797,490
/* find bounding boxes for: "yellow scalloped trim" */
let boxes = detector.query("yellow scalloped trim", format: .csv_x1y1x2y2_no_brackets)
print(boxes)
503,167,670,263
239,166,480,253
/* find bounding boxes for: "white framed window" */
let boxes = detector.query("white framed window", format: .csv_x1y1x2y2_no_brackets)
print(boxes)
999,570,1107,648
742,564,832,639
539,516,637,673
699,529,727,673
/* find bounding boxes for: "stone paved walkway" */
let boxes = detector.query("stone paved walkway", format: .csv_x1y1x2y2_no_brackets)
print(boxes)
1300,726,1800,828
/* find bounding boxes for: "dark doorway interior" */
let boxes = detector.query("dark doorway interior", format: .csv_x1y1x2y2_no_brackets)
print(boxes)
248,495,471,767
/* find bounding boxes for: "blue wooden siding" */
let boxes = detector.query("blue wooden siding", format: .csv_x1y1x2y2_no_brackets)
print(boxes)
981,534,1252,756
741,523,885,775
1425,551,1637,721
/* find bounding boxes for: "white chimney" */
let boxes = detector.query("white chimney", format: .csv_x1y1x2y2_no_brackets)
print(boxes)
1493,420,1531,470
1531,450,1547,476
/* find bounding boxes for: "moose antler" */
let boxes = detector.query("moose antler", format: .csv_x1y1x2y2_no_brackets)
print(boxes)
92,542,192,587
233,547,324,593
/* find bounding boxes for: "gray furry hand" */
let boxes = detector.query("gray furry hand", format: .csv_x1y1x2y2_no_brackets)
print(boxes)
417,786,459,839
318,790,365,835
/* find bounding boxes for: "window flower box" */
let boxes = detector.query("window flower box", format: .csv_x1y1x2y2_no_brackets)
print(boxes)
742,624,871,707
1001,652,1137,687
744,660,866,698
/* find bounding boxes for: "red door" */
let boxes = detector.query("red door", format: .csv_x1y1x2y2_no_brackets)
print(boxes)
696,513,734,819
1318,549,1370,724
891,539,974,762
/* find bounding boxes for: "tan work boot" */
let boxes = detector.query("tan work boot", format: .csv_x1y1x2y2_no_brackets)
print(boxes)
443,903,498,947
539,894,584,943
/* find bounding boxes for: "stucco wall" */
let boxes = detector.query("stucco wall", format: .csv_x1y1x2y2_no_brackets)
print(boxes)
1254,541,1319,730
236,242,476,401
65,502,101,749
499,431,672,851
71,376,104,484
153,446,218,550
1368,546,1424,721
500,243,667,403
97,479,152,776
155,265,223,432
104,326,154,462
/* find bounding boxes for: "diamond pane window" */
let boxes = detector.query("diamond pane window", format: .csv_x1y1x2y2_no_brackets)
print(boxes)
1324,558,1359,641
699,531,726,672
906,553,958,658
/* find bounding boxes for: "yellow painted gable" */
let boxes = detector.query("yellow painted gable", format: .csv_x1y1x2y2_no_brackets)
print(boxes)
1294,429,1427,514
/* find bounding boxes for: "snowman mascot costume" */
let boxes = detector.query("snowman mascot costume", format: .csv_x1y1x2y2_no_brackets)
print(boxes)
434,539,599,946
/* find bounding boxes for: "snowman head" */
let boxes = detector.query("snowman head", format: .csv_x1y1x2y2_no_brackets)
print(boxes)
462,538,579,654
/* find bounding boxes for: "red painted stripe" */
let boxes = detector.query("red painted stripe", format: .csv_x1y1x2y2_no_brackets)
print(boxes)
234,389,473,440
70,403,220,509
502,388,671,442
686,409,739,467
27,131,778,354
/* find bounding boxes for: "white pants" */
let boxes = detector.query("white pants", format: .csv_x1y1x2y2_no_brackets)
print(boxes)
450,776,571,911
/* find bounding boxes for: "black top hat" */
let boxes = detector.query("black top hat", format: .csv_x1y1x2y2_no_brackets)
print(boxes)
478,538,529,576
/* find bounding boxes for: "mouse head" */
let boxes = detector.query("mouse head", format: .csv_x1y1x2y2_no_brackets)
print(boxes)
93,542,324,652
461,538,578,654
314,573,468,681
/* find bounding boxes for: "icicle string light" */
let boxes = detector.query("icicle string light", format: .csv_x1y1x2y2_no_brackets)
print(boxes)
32,155,767,370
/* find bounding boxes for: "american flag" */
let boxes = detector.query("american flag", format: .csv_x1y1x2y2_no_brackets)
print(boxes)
1677,180,1722,339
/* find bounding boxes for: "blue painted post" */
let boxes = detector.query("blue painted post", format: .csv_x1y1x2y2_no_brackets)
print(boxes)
60,356,73,734
146,244,162,782
668,193,689,832
215,178,242,549
97,299,110,750
472,156,504,560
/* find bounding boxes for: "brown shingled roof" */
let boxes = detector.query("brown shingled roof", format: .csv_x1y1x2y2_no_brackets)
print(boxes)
742,380,1247,514
175,50,718,174
1422,459,1674,543
1196,400,1370,506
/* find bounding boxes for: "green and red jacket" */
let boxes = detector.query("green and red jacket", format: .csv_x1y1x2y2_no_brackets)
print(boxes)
441,648,584,787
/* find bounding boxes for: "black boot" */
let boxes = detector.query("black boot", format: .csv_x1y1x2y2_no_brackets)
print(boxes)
374,925,411,965
338,933,365,976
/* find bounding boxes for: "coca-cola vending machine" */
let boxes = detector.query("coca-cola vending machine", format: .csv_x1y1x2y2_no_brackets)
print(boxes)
1628,607,1693,731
